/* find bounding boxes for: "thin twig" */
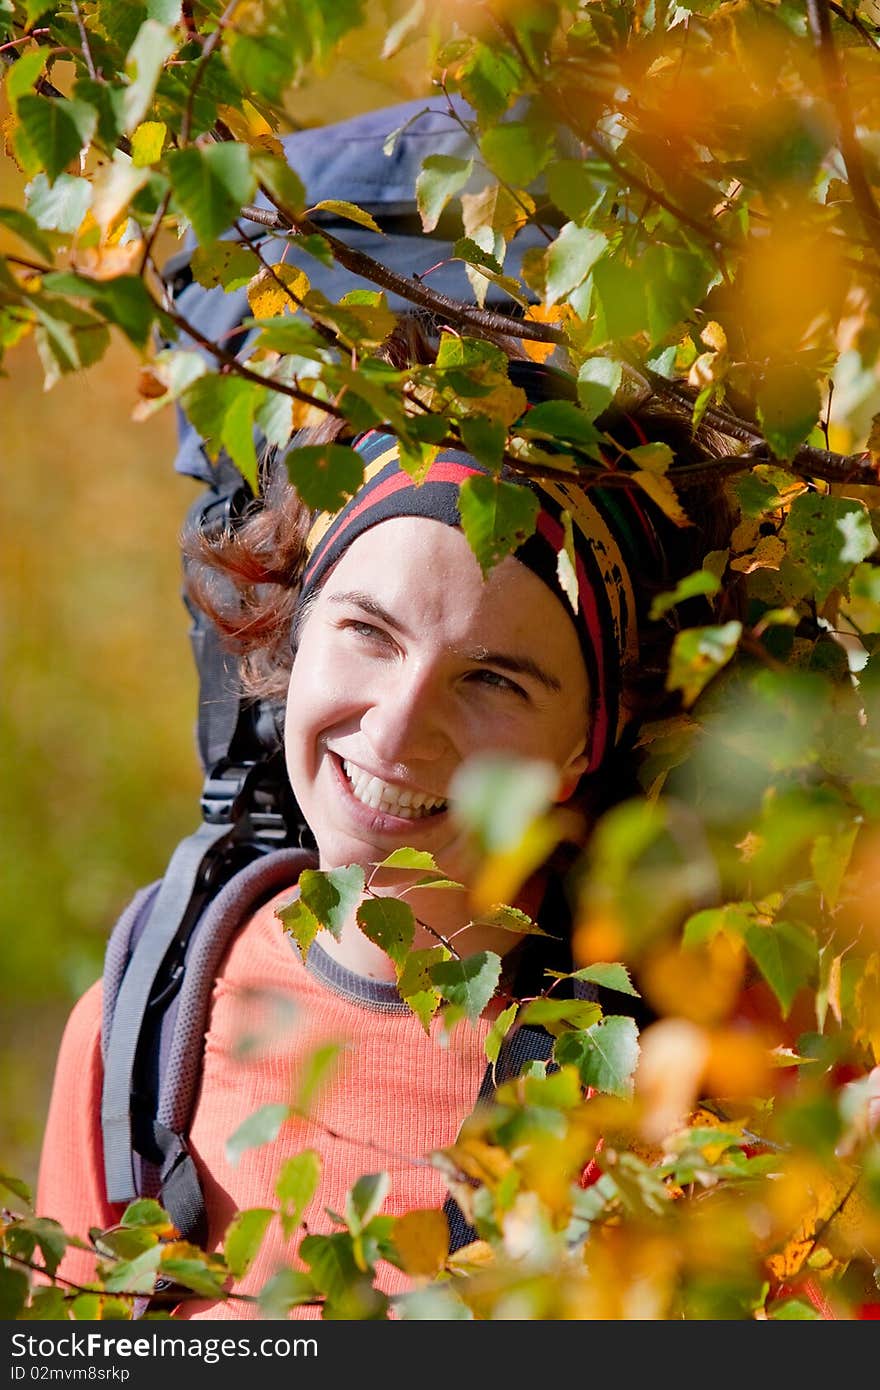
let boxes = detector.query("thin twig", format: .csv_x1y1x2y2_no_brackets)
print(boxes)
807,0,880,258
241,196,566,346
70,0,96,79
181,0,240,146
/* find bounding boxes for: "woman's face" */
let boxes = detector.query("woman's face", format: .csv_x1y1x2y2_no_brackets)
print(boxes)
284,515,590,878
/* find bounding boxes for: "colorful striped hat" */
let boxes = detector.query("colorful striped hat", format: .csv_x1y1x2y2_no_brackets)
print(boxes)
297,377,670,775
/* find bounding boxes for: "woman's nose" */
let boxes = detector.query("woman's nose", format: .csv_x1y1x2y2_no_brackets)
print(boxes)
360,663,451,769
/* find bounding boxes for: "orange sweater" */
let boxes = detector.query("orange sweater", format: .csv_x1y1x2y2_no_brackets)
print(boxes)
37,887,491,1319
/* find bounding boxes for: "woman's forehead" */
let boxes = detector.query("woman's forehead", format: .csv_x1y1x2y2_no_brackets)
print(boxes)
317,515,585,661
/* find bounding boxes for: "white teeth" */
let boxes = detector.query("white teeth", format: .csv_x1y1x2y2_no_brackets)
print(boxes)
342,760,447,819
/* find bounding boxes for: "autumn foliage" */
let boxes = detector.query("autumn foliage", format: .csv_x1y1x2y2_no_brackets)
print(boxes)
5,0,880,1321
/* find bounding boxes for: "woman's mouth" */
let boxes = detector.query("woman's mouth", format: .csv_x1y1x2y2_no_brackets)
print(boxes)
337,756,448,821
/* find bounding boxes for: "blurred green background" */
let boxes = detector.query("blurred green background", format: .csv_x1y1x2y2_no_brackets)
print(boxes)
1,11,431,1194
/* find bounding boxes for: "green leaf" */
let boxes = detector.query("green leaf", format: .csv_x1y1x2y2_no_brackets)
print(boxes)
374,848,440,871
297,865,365,939
546,159,601,225
167,143,257,246
251,152,306,219
5,47,46,114
259,1268,318,1318
226,31,298,105
743,919,817,1018
430,950,502,1022
519,996,603,1035
123,19,175,133
591,256,649,342
398,946,448,1034
299,1231,360,1300
223,1207,274,1279
356,898,415,972
460,414,507,471
120,1198,171,1230
811,824,858,910
12,1217,67,1277
484,1001,519,1067
545,224,606,305
783,493,877,604
276,895,321,960
453,235,503,277
767,1297,823,1320
520,398,600,449
756,364,820,462
20,1285,67,1320
275,1149,322,1239
0,1266,29,1320
458,473,539,575
666,621,742,706
416,155,473,233
285,443,365,511
475,903,550,936
450,753,557,853
345,1172,390,1235
190,240,258,292
557,507,578,613
225,1102,289,1168
0,1172,33,1207
649,568,720,620
563,962,640,997
159,1251,227,1298
70,1294,102,1320
293,1041,346,1115
554,1015,641,1098
459,42,522,121
577,357,622,418
102,1244,162,1296
43,272,158,350
641,245,712,344
181,374,260,490
16,95,88,184
311,198,383,234
25,172,91,232
481,121,553,186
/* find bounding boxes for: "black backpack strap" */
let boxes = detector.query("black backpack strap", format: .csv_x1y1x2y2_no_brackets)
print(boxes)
443,1023,555,1254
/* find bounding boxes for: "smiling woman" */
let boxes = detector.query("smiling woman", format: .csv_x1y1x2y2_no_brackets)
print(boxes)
34,319,740,1318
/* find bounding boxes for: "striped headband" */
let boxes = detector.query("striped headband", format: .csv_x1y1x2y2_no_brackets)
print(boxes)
297,416,669,776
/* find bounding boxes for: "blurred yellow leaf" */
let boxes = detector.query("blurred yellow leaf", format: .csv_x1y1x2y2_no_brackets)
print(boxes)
393,1209,449,1278
635,1018,709,1145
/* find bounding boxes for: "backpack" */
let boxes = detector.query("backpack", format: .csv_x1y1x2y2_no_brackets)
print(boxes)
98,95,570,1279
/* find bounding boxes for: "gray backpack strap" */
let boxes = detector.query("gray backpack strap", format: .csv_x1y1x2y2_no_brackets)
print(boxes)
101,841,316,1240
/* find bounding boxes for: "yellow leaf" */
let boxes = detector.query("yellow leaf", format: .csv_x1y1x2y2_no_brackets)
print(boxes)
635,1018,709,1145
469,812,568,915
729,534,786,574
854,954,880,1064
632,470,692,527
308,199,384,234
247,264,310,319
521,303,569,364
393,1209,449,1278
218,102,284,156
69,238,143,281
130,120,166,167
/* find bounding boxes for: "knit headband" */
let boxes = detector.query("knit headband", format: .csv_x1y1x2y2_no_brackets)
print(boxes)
297,415,669,776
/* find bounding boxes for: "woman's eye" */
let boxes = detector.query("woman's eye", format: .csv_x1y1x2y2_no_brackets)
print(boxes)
344,620,390,642
469,669,526,697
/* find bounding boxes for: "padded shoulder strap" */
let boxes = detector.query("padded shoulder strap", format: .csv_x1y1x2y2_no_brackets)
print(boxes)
101,837,316,1221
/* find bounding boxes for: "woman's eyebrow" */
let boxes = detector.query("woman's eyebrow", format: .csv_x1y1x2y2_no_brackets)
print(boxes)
465,647,562,693
328,591,562,692
328,591,407,631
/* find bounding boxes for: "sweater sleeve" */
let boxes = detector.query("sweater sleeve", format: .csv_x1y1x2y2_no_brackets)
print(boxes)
36,980,126,1287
